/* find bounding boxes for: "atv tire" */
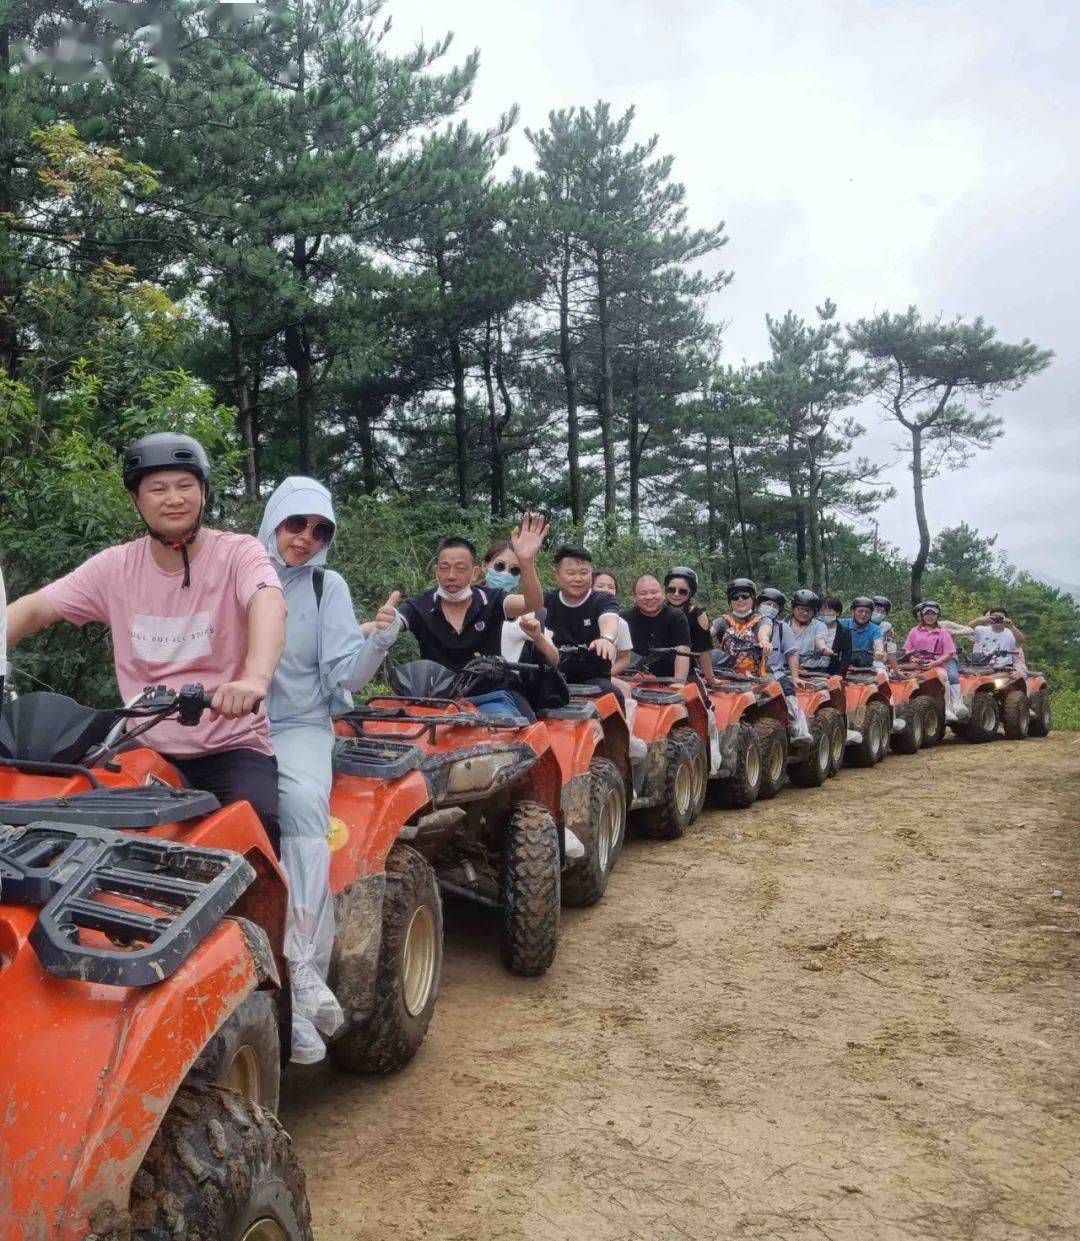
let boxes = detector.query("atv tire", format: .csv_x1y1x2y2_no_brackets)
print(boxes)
562,757,626,907
849,702,888,767
675,726,708,820
959,692,999,743
1002,688,1030,740
638,734,696,840
919,695,946,747
188,991,281,1115
129,1083,312,1240
891,700,924,755
819,707,844,777
329,843,442,1074
501,801,560,976
754,717,788,799
789,712,830,788
711,721,762,809
1029,688,1052,737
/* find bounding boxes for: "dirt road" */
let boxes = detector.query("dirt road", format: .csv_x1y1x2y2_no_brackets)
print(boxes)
282,734,1080,1240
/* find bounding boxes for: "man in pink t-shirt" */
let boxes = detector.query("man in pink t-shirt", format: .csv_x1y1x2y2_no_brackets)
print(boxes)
6,432,286,848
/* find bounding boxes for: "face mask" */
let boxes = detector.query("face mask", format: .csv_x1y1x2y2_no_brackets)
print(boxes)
485,569,518,592
758,604,779,620
436,584,473,604
731,601,753,618
819,612,837,624
871,610,886,624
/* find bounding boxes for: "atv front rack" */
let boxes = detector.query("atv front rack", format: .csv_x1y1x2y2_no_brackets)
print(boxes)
332,735,422,779
0,821,253,987
0,785,221,830
631,687,686,706
338,704,531,742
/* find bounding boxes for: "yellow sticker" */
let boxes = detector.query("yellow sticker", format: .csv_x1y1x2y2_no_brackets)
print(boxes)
326,815,349,853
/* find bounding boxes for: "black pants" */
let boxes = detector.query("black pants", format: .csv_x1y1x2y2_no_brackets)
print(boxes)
164,747,281,857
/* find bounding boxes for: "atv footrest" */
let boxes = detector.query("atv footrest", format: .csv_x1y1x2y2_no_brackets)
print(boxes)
0,821,253,986
631,688,685,705
0,785,220,830
539,702,598,721
333,736,422,780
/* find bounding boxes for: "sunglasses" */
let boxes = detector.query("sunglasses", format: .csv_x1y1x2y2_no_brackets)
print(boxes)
729,591,752,601
281,514,334,544
666,586,691,597
490,560,521,576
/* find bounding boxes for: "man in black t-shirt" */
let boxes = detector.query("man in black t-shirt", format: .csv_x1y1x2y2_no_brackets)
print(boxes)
621,575,691,680
542,545,621,697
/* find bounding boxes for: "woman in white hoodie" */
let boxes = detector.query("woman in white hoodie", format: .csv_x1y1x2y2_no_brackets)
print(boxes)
257,477,401,1064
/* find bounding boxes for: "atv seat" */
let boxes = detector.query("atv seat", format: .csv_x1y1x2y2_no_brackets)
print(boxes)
0,693,114,766
539,702,598,721
0,785,220,829
631,688,685,705
566,684,601,697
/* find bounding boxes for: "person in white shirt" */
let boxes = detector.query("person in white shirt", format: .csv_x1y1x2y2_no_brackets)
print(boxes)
968,608,1024,662
592,571,635,674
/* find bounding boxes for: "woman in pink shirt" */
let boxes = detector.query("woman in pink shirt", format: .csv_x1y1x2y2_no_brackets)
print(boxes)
903,600,968,722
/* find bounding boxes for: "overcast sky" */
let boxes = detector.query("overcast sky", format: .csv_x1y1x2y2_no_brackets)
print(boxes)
388,0,1078,586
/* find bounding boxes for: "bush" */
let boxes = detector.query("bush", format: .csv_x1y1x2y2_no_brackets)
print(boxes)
1051,687,1080,732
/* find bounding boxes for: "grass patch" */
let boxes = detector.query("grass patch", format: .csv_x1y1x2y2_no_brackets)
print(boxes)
1051,686,1080,731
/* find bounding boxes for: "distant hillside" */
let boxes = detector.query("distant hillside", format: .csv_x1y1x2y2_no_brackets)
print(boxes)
1035,573,1080,603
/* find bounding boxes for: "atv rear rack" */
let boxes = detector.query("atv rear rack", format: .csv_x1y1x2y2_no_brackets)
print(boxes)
0,821,253,986
0,785,221,830
631,687,686,705
332,735,422,780
338,704,531,742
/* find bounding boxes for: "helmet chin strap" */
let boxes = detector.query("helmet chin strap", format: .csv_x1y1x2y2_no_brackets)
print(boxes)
136,494,205,588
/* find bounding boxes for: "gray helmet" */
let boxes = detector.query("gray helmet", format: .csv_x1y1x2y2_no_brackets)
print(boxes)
757,587,786,610
918,599,942,616
123,432,211,493
872,595,892,613
850,595,874,612
726,576,757,601
791,588,820,612
664,566,698,595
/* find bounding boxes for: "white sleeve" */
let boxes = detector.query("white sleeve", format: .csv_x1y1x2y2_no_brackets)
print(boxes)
616,617,633,652
501,617,527,662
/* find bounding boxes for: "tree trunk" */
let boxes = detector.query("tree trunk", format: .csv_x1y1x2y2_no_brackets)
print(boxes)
448,332,469,508
807,466,823,594
558,243,583,526
356,397,379,495
704,428,721,585
283,317,315,474
0,19,19,379
910,424,931,605
728,438,754,576
229,321,258,498
492,313,513,519
481,319,503,518
628,345,641,534
594,250,617,528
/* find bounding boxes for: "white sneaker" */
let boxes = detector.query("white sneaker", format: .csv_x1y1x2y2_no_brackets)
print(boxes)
291,1015,327,1065
846,729,863,745
564,828,585,859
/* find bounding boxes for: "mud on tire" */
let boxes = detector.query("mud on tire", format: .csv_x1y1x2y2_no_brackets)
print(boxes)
959,691,999,743
918,694,945,747
1028,688,1052,737
561,757,626,908
1001,687,1030,740
754,717,788,799
501,801,560,976
891,700,924,755
789,711,830,788
819,707,844,777
849,701,888,767
187,991,281,1115
638,734,696,839
711,721,762,809
329,843,442,1074
128,1083,313,1240
675,727,709,820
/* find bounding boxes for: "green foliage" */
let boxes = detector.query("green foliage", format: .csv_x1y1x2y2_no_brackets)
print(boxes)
1051,688,1080,732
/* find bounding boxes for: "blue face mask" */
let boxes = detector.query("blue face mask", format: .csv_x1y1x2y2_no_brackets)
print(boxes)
758,604,779,621
485,568,518,592
871,610,886,625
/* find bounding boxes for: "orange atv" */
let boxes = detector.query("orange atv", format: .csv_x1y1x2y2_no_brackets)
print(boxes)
612,648,711,837
891,654,950,750
791,672,847,786
953,654,1053,743
0,685,312,1240
699,655,789,808
841,665,894,767
335,657,564,976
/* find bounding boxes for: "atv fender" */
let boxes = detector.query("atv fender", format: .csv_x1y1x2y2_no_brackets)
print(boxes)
0,911,271,1240
328,769,432,886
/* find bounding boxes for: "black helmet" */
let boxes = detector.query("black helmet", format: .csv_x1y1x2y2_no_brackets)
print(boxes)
918,599,942,616
757,587,786,610
123,432,212,493
850,595,874,611
791,588,820,612
912,600,923,618
726,577,757,601
664,566,698,595
872,595,892,613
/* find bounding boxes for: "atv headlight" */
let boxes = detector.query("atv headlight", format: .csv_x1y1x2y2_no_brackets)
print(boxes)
446,751,519,795
993,676,1009,690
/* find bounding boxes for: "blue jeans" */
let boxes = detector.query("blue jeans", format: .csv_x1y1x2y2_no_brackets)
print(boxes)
469,690,530,719
943,656,960,686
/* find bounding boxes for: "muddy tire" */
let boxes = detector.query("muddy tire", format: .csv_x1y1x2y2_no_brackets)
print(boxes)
754,717,788,799
819,707,844,777
712,721,762,809
891,700,924,755
129,1083,312,1240
849,702,888,767
919,695,945,747
638,734,696,840
501,801,560,976
1002,688,1030,740
187,991,281,1115
328,843,442,1074
789,712,830,788
959,692,999,743
675,727,708,820
1029,688,1052,737
562,757,626,908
